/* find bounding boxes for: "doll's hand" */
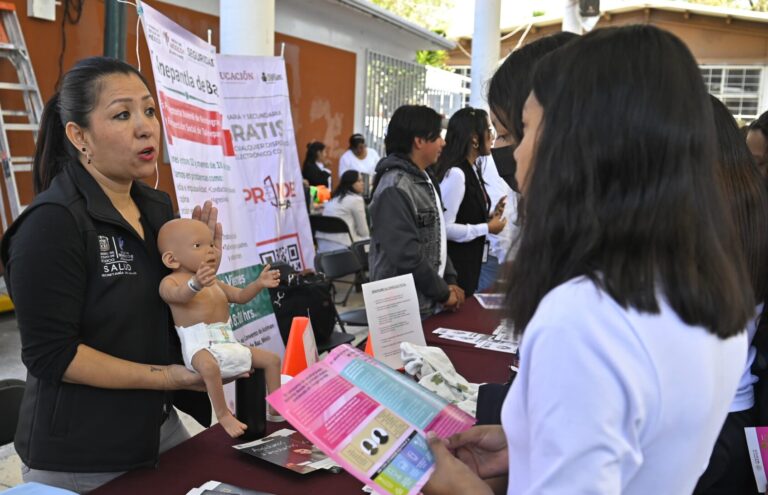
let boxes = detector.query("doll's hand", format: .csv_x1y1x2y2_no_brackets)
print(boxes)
195,262,217,288
258,264,281,289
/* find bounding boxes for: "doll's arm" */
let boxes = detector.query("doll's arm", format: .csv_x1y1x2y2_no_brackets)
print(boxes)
217,264,281,304
160,262,218,304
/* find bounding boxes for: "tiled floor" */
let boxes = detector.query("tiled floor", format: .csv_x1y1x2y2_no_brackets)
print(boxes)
0,287,367,491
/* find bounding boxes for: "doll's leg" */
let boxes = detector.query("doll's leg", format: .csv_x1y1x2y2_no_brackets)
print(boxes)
249,347,282,416
191,349,247,438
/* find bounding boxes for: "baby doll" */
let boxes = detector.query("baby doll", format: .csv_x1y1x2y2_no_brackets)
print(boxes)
158,218,282,438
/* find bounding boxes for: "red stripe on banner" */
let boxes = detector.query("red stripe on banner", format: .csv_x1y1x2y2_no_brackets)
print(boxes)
222,129,235,156
158,91,232,149
159,93,174,145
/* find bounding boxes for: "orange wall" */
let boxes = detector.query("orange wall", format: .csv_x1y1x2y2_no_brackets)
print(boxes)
0,1,355,227
276,32,356,183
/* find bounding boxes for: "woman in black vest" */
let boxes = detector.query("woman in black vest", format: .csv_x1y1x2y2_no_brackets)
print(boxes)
436,107,507,296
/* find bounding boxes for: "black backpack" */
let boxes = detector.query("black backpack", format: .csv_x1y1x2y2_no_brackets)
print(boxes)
268,263,337,344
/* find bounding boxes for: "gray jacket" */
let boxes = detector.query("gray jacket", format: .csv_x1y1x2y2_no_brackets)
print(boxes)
369,153,457,317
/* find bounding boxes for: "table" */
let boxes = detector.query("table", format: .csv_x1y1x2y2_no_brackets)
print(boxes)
421,296,511,384
92,296,508,495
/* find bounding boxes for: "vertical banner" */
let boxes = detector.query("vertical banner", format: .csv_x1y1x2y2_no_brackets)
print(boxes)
218,55,315,272
140,2,285,360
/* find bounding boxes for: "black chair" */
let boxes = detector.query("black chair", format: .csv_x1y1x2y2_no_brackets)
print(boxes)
308,215,353,245
315,249,369,331
315,248,362,306
0,378,24,445
351,239,370,273
316,328,355,354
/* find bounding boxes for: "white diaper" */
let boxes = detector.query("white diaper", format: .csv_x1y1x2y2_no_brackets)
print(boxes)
176,321,252,379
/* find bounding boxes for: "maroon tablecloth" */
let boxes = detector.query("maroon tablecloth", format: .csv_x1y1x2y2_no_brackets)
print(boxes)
422,296,511,384
90,422,363,495
92,296,509,495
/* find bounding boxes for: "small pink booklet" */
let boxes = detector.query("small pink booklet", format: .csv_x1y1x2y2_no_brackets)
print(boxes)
267,344,476,495
745,426,768,491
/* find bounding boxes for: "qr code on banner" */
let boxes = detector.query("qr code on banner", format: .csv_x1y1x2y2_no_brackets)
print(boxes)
260,243,302,271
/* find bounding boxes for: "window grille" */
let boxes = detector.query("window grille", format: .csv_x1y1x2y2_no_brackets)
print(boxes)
701,65,764,122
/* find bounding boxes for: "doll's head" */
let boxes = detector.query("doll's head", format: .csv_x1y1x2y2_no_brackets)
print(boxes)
158,218,215,273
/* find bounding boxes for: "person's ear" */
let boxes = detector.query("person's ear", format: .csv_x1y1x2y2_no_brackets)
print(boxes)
64,121,88,152
161,251,180,270
413,136,425,151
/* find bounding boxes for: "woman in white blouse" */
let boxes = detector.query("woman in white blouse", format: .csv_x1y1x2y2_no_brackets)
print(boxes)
316,170,370,253
422,26,752,495
338,133,380,185
435,107,506,296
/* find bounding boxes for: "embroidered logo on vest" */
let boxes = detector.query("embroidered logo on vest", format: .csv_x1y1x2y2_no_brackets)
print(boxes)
99,235,137,278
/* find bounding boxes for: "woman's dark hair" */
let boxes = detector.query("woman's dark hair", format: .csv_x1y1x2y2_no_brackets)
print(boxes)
302,141,326,170
749,110,768,140
506,25,754,339
434,107,489,182
332,170,361,200
749,110,768,156
487,32,577,146
349,133,365,150
711,95,768,303
384,105,442,156
34,56,150,194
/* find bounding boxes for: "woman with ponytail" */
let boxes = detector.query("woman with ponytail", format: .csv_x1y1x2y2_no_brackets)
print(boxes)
0,57,214,492
302,140,332,187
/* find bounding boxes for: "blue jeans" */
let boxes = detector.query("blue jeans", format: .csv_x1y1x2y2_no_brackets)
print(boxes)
478,255,500,293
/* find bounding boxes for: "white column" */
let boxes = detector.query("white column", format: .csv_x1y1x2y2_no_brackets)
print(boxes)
220,0,275,56
469,0,501,110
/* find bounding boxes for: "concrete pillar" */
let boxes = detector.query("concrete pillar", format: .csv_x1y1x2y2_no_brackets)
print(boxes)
220,0,275,56
469,0,501,110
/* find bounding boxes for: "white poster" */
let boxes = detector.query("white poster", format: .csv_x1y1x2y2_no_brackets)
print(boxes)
217,55,315,272
362,274,426,369
140,2,285,359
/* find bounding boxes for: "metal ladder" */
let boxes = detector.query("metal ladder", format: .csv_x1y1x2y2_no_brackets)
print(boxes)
0,2,43,231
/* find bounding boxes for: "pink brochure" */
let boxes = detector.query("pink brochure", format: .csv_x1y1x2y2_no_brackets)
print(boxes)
746,426,768,492
267,344,476,495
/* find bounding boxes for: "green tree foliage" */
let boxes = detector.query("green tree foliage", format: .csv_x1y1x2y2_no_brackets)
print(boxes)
371,0,454,68
371,0,455,31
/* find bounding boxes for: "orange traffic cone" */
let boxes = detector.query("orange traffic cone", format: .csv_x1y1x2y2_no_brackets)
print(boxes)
364,334,374,356
282,316,319,377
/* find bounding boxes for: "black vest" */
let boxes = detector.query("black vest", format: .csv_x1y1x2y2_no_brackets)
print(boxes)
447,160,490,296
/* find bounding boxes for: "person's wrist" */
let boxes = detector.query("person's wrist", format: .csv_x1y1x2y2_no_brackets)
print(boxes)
188,277,203,293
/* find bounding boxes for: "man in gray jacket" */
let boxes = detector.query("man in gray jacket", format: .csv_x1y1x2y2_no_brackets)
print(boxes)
369,105,464,318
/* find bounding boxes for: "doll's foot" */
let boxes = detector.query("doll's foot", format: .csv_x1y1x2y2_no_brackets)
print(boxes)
219,413,248,438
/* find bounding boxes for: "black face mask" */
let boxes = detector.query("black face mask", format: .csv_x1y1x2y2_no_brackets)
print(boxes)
490,146,519,192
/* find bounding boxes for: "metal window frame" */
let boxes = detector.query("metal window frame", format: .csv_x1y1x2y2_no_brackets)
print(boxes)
701,64,765,122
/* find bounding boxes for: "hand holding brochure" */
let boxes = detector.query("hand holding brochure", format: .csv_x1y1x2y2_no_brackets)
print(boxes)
267,344,476,495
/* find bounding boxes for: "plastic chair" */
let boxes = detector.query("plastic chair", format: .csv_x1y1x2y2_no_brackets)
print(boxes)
351,239,370,273
316,329,355,355
308,215,353,245
315,249,368,331
315,248,362,306
0,378,24,445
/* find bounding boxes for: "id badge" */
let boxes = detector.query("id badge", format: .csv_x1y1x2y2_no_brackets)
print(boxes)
482,240,490,263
